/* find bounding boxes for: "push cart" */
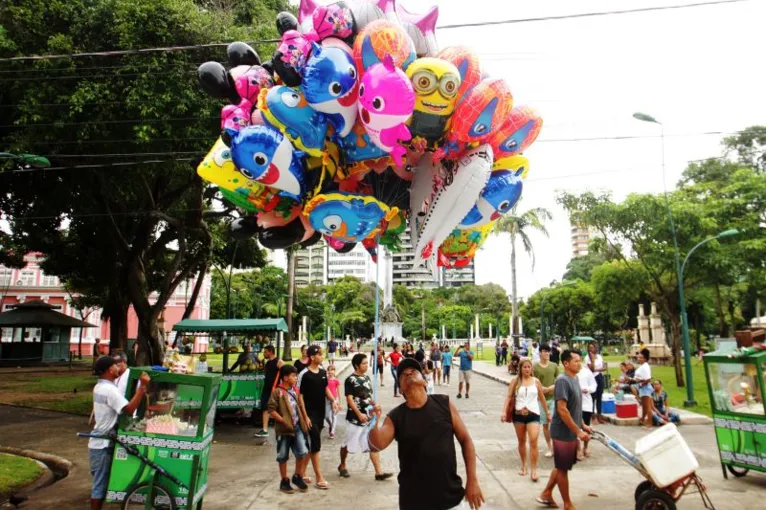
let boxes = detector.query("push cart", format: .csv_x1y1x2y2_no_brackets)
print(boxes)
591,428,716,510
172,318,287,411
703,347,766,479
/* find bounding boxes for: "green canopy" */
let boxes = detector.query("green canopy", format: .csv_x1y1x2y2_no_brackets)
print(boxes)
570,336,595,342
173,318,288,333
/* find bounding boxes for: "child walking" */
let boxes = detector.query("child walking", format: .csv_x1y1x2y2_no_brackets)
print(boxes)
424,360,435,395
325,364,341,439
267,365,310,494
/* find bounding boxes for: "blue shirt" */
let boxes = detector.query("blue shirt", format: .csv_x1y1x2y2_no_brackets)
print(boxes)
458,350,474,371
442,352,453,367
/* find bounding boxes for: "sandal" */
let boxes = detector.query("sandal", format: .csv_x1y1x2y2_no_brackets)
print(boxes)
314,481,330,490
338,467,350,478
536,496,559,508
302,476,313,484
531,473,539,482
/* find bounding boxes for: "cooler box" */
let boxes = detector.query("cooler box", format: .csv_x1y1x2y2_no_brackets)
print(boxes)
602,393,616,414
616,401,638,418
635,423,698,488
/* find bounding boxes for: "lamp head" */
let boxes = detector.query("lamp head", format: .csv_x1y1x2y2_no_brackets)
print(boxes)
717,228,739,238
633,112,660,124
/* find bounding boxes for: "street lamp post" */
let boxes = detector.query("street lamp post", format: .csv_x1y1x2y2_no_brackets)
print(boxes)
678,228,739,406
540,281,576,343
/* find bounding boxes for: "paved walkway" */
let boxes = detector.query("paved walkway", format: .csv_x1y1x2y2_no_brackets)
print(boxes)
2,359,765,509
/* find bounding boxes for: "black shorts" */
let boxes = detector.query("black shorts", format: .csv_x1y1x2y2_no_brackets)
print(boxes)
260,391,271,411
513,411,540,424
582,411,592,426
552,439,578,471
307,420,323,453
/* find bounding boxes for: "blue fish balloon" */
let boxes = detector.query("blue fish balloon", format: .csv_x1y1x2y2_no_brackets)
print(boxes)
227,125,306,200
301,42,359,138
258,85,328,157
303,192,397,243
458,166,525,229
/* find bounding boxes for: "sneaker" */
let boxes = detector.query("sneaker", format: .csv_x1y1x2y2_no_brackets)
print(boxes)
544,450,553,458
457,393,462,399
291,474,308,492
375,472,394,481
254,429,269,438
279,478,295,494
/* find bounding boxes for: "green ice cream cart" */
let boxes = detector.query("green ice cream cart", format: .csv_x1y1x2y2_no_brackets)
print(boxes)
172,318,288,411
704,347,766,478
107,368,221,508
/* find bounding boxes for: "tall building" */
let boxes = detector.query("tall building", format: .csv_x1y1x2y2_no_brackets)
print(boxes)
571,224,591,258
391,227,475,288
294,243,328,288
327,242,376,283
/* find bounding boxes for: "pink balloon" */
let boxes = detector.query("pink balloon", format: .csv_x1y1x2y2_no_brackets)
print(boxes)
357,55,415,166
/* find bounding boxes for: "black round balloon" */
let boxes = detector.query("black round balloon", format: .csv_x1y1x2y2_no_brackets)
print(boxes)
276,11,299,35
227,42,260,67
300,231,322,248
197,61,239,103
261,59,275,77
258,218,306,249
271,51,303,87
230,216,261,241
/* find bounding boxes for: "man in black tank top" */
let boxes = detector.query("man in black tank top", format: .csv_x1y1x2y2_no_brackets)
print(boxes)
369,358,485,510
256,345,283,438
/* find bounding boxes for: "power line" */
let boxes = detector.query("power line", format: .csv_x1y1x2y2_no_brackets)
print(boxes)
0,116,218,129
0,0,749,63
0,70,197,82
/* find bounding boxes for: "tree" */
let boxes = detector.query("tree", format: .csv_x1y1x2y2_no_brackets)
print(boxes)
494,203,552,346
0,0,288,363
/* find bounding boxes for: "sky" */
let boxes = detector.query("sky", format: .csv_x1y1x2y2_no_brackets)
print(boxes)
276,0,766,298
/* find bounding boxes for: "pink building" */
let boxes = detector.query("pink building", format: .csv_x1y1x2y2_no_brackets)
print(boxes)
0,253,211,355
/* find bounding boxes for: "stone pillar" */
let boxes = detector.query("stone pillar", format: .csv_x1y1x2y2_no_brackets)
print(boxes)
489,323,493,339
638,304,650,344
474,314,480,339
302,316,308,342
383,248,393,308
441,324,446,340
649,302,665,344
470,324,474,340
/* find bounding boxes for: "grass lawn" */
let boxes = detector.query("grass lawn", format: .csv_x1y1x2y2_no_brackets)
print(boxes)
0,372,94,415
0,453,44,496
603,355,711,416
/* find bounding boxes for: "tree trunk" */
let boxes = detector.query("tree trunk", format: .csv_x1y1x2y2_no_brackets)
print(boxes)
183,264,207,320
669,313,684,387
510,232,519,348
105,295,130,353
78,314,85,360
714,283,728,337
135,314,164,366
283,249,296,361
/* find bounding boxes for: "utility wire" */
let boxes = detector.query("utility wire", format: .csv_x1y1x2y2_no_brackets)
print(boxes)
0,0,749,63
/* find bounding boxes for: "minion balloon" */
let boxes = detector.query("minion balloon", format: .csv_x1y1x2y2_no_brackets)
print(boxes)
405,57,461,145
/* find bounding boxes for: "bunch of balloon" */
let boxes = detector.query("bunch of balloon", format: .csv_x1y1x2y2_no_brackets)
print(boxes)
195,0,543,271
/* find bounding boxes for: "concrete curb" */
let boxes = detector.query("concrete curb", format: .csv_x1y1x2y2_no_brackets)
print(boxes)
0,446,71,494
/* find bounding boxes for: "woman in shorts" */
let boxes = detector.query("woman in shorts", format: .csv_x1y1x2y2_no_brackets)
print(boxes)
500,359,550,482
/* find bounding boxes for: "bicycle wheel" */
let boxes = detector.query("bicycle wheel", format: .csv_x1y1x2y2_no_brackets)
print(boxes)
726,465,749,478
636,489,676,510
122,482,176,510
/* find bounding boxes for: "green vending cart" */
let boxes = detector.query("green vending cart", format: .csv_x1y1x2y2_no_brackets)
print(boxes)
106,369,221,508
172,318,288,412
704,347,766,478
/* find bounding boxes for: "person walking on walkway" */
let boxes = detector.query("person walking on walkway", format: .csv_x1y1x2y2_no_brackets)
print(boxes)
537,350,592,510
386,344,404,397
442,346,453,386
338,353,393,481
297,345,338,489
294,344,310,375
455,342,474,399
634,348,654,430
430,341,443,385
256,345,283,438
369,358,485,509
501,359,550,482
533,344,559,458
586,342,606,423
576,360,597,460
326,364,341,439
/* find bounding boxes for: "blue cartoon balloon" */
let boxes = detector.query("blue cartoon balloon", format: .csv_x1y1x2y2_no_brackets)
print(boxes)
301,42,359,138
458,155,528,229
303,192,398,243
257,85,328,157
227,125,307,200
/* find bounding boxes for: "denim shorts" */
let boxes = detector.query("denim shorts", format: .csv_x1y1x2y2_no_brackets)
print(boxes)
89,447,114,499
638,384,654,398
276,427,309,464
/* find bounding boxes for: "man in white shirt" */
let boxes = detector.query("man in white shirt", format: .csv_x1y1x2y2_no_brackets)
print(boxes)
113,352,130,397
89,356,150,510
576,363,598,459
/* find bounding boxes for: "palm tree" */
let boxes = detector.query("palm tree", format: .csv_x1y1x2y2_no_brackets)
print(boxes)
283,246,297,361
495,203,552,347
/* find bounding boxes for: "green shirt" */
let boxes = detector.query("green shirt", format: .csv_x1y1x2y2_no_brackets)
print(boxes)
534,361,559,398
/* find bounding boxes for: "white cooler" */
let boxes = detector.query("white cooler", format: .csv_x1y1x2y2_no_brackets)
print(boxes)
635,423,698,488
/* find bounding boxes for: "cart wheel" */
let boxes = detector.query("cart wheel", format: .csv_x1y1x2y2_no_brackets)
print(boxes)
634,480,654,501
726,465,749,478
122,482,176,510
636,489,676,510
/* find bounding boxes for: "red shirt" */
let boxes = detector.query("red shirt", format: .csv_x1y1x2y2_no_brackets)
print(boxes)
389,351,403,367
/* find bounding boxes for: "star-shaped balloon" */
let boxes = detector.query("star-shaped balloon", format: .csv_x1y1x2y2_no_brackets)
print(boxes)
396,3,439,57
